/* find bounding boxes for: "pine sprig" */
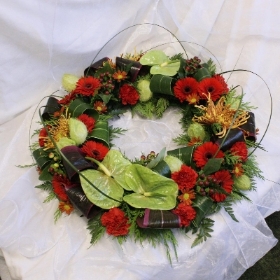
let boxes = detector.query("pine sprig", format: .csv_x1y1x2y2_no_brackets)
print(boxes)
191,218,214,248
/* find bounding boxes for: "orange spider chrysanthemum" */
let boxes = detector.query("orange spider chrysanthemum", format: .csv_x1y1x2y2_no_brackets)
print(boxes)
178,188,196,205
187,137,203,146
59,201,74,215
232,163,244,177
113,70,127,82
94,101,107,114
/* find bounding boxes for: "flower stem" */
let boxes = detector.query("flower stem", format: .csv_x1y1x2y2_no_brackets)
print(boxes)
85,157,112,177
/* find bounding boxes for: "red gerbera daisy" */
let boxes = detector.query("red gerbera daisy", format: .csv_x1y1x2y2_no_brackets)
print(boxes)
213,74,229,94
77,114,95,133
171,165,198,191
75,76,101,96
198,77,225,101
173,77,199,103
80,140,109,161
101,207,130,236
119,84,139,105
193,142,224,168
230,141,248,162
210,170,233,202
52,175,71,201
172,203,196,227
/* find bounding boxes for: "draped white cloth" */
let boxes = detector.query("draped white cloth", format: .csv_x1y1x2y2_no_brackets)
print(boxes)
1,1,280,279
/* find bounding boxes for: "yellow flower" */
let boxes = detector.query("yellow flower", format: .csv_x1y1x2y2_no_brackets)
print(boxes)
193,96,249,138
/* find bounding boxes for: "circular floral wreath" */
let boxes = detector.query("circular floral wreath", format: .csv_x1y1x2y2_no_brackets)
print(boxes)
32,44,264,261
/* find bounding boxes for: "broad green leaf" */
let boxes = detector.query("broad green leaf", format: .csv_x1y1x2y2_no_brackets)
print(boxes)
150,61,180,76
150,75,173,95
191,195,216,227
167,146,195,166
123,164,178,210
146,147,166,169
68,98,99,120
88,120,110,147
140,50,169,66
202,158,223,175
80,169,123,209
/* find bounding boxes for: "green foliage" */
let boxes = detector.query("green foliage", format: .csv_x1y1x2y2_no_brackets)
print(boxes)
54,209,62,222
155,98,169,118
44,192,56,203
191,218,214,248
243,155,264,180
173,133,190,146
35,181,53,192
221,200,238,222
109,125,127,146
132,101,155,118
87,214,106,244
205,59,216,75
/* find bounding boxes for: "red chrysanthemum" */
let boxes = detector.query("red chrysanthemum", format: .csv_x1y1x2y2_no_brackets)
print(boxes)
119,84,139,105
193,142,224,168
171,165,198,191
101,207,130,236
80,140,109,161
173,77,199,103
52,175,71,202
77,114,95,133
58,91,76,105
198,77,225,101
172,203,196,227
94,101,107,114
210,170,233,202
75,76,101,96
213,74,229,94
38,127,48,147
230,141,248,162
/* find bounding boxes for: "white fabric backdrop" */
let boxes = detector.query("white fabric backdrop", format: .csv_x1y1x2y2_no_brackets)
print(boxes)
1,1,280,279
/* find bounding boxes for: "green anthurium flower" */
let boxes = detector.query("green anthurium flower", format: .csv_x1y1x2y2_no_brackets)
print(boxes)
80,169,124,209
56,137,76,150
69,118,88,145
123,164,178,210
79,150,132,209
139,50,180,76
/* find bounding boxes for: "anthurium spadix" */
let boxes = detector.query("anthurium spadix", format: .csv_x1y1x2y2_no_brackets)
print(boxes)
139,50,180,76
